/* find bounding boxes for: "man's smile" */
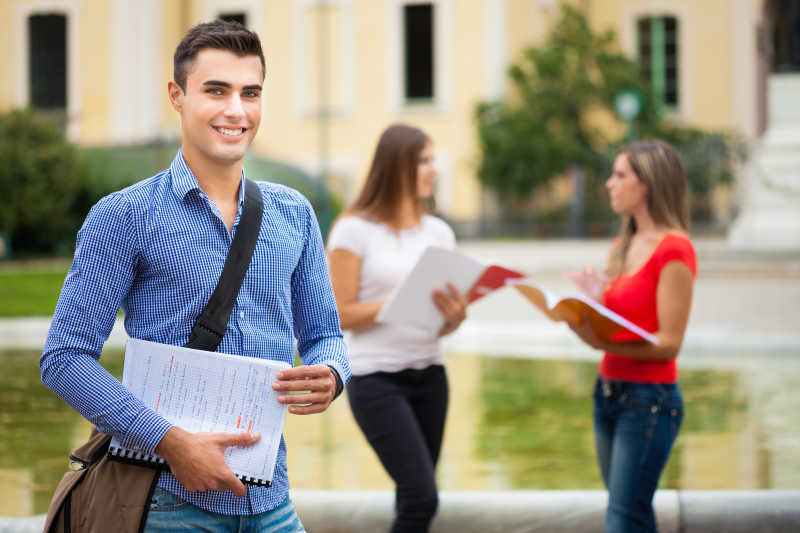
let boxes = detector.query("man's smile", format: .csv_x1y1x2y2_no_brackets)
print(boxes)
213,126,247,137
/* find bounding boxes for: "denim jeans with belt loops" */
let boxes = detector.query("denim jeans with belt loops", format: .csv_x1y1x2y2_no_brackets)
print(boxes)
593,376,683,533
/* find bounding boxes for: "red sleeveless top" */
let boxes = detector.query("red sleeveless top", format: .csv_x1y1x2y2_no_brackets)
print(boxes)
599,233,697,383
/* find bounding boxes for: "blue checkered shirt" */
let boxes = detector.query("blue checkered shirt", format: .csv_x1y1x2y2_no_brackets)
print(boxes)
41,149,351,515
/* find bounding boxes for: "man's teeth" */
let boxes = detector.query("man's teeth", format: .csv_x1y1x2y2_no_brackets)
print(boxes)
218,127,243,135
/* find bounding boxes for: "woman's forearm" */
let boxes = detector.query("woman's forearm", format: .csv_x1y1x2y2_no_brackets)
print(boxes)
337,300,384,332
598,334,682,362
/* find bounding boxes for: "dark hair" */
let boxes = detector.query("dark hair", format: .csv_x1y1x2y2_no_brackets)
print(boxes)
347,123,432,222
173,20,265,92
607,139,690,277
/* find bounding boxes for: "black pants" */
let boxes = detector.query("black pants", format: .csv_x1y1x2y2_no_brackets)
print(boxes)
347,365,448,533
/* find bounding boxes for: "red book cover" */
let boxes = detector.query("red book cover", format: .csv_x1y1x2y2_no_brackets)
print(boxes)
467,265,525,303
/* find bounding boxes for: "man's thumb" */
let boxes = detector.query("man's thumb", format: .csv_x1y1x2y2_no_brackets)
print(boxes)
226,431,261,447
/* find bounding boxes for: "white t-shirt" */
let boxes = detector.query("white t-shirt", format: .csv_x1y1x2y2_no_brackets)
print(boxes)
326,214,456,375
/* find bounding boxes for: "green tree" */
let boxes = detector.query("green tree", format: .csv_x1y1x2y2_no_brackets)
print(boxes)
0,109,85,255
475,5,743,232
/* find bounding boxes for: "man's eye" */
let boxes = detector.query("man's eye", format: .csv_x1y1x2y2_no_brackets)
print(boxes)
206,88,223,95
243,91,260,98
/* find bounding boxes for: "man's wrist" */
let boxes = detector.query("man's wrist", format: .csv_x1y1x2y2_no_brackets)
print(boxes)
326,364,343,399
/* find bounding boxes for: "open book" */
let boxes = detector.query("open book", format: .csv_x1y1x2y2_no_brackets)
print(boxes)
376,246,524,333
108,338,291,487
508,279,659,344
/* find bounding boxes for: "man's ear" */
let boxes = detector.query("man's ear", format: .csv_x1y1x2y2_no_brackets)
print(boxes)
168,81,184,112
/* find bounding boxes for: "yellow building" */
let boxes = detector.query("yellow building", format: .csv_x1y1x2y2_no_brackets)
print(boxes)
0,0,779,233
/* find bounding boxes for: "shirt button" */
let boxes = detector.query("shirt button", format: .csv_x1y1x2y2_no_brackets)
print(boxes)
239,311,245,319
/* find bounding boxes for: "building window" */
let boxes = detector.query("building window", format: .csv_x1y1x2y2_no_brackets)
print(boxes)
637,16,678,109
404,3,434,103
219,12,247,26
28,14,67,110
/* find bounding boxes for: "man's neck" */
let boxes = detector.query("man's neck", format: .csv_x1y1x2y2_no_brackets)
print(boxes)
181,147,242,206
181,146,243,232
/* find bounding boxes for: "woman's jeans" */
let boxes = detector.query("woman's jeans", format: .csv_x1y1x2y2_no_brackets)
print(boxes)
347,365,448,533
593,377,683,533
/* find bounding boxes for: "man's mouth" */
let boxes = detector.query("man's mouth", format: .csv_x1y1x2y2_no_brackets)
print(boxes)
213,126,246,137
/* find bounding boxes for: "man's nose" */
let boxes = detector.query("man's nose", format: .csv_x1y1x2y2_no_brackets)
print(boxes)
224,93,245,118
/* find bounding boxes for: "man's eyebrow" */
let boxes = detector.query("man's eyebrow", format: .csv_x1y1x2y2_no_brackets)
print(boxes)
202,80,232,88
202,80,262,91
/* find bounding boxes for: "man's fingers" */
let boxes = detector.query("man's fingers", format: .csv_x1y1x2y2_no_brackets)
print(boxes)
277,391,330,405
229,476,247,498
218,471,247,498
276,364,329,381
287,403,328,415
216,431,261,449
272,376,332,392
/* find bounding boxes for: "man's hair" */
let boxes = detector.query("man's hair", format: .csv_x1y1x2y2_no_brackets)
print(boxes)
173,20,265,92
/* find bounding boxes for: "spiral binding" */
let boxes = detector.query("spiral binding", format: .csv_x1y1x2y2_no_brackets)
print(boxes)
107,444,271,487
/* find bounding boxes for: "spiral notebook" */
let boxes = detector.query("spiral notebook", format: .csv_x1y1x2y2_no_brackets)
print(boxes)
108,338,291,487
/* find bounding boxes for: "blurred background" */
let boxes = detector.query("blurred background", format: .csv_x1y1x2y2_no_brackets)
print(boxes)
2,0,799,254
1,0,799,522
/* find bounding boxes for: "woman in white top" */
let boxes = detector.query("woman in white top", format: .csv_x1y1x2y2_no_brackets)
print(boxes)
327,123,468,533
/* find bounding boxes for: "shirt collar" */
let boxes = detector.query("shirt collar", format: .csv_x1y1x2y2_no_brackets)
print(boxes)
169,148,247,207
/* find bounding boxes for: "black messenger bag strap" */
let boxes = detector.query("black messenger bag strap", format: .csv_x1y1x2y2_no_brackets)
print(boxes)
184,178,264,351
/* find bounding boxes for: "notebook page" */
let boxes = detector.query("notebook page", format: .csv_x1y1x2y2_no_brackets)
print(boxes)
110,338,291,484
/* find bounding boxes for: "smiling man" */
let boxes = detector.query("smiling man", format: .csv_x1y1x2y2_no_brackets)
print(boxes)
40,20,350,532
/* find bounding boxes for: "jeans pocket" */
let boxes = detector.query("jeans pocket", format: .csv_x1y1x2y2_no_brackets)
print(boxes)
148,487,189,512
620,389,663,438
666,403,684,436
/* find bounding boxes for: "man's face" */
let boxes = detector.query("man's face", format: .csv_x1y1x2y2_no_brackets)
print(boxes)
170,49,263,168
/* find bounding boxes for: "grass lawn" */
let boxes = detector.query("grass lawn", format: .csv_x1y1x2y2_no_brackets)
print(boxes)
0,260,70,317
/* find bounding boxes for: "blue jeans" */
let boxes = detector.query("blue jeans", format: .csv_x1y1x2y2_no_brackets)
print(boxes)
593,377,683,533
143,488,306,532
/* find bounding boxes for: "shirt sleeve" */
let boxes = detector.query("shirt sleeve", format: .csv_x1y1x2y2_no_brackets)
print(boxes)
292,199,352,385
40,193,172,454
326,216,367,257
656,234,697,278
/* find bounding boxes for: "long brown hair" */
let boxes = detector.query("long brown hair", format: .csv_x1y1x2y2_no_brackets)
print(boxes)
607,139,690,277
346,123,431,223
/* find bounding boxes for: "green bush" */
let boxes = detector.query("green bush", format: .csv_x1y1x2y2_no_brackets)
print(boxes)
0,109,85,256
0,117,342,257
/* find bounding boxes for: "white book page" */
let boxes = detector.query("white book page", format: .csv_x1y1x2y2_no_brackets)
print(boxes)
376,246,486,333
111,338,291,483
574,294,659,345
507,279,659,345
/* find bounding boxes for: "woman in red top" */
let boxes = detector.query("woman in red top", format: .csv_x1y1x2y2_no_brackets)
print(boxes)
568,140,696,533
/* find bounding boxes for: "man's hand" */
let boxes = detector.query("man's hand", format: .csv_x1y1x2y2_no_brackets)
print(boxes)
155,426,260,498
433,282,468,337
273,364,337,415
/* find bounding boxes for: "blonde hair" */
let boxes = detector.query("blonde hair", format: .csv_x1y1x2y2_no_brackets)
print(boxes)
607,139,689,278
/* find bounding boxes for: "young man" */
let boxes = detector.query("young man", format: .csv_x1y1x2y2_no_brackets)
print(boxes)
40,20,350,532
